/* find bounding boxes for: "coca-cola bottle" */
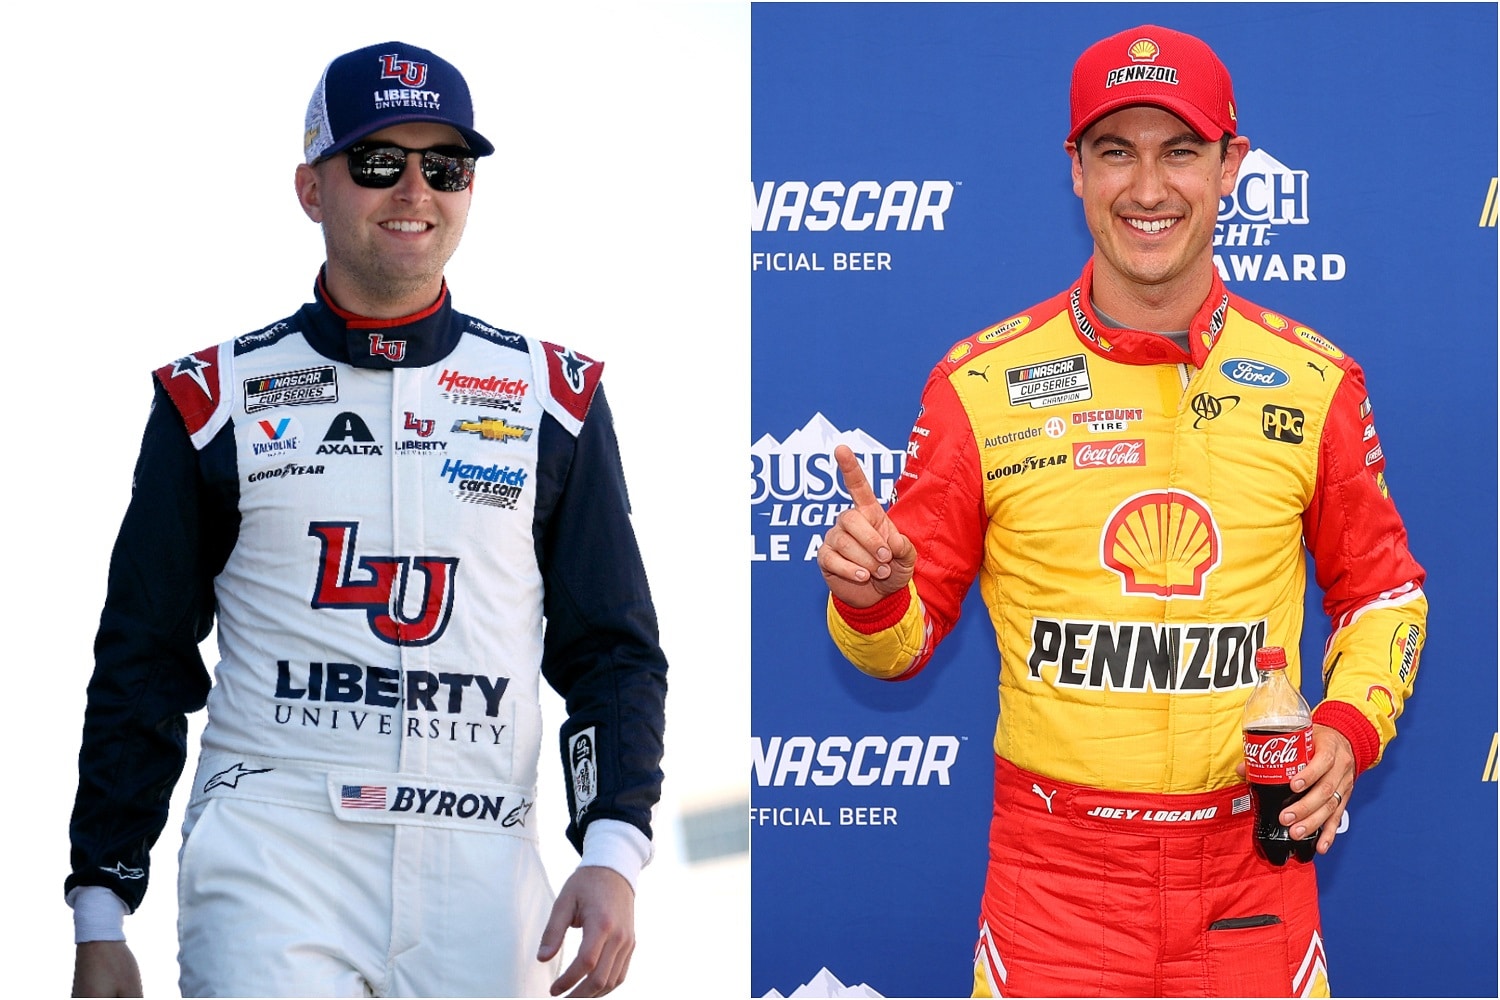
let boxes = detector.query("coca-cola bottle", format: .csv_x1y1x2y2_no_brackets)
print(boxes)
1241,646,1318,865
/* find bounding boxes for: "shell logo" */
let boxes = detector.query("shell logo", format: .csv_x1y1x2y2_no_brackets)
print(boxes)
978,314,1031,344
948,342,973,363
1294,326,1345,360
1128,38,1160,63
1366,684,1395,719
1100,490,1221,599
1260,311,1288,331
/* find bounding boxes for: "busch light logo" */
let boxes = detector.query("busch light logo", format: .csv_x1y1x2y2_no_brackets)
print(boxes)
1214,148,1345,283
379,54,428,88
308,521,458,646
750,413,905,563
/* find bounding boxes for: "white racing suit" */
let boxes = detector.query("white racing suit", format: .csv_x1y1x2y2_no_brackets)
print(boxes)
67,277,668,996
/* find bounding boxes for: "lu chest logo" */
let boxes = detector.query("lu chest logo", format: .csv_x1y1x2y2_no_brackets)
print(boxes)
309,521,458,646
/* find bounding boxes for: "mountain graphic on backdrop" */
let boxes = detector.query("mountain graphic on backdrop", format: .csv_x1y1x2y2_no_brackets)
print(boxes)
750,413,895,456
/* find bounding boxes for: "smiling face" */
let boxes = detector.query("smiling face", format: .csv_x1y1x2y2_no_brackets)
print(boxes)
294,121,473,318
1069,105,1248,321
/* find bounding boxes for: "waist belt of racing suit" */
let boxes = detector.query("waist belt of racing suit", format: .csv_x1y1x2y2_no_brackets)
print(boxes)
996,756,1255,836
189,750,539,840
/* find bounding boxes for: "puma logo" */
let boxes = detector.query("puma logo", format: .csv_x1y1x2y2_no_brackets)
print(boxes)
1032,783,1057,813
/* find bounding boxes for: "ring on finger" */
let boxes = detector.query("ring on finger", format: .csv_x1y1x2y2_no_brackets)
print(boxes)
1332,789,1343,805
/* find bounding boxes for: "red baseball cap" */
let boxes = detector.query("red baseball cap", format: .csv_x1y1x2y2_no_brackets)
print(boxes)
1068,25,1237,143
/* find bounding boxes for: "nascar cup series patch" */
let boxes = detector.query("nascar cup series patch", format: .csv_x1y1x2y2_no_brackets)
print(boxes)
1005,354,1093,408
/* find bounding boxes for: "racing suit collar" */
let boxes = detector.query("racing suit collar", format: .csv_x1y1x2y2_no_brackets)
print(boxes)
1068,258,1230,369
301,270,463,369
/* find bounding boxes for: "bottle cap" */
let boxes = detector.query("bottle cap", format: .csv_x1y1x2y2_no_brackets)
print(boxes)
1254,646,1288,670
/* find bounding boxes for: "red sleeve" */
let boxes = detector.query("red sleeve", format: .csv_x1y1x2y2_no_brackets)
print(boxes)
879,369,988,675
1302,362,1425,625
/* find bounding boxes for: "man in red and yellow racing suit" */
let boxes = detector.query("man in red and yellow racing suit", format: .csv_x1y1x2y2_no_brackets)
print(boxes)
818,24,1425,1000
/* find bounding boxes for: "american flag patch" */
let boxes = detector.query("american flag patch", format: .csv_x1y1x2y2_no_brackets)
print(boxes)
341,785,387,810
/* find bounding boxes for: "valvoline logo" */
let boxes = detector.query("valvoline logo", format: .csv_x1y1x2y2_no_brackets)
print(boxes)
1219,358,1290,389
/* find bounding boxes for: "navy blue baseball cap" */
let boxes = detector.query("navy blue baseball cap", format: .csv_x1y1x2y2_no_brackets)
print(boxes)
303,41,495,163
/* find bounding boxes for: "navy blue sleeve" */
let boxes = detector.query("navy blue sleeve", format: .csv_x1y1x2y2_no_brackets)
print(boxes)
66,381,238,911
533,387,668,853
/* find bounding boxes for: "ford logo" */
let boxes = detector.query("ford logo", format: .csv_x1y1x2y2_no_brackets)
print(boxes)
1219,358,1290,388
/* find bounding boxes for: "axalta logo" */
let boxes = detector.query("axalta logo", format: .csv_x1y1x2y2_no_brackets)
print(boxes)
752,180,955,231
751,413,905,563
1215,148,1345,282
752,735,960,786
1101,490,1221,599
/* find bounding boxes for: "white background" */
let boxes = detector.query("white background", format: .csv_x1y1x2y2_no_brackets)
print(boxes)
8,2,748,995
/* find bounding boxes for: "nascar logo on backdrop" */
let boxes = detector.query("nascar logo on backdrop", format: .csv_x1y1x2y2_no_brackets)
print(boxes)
1215,149,1345,283
750,414,906,562
750,179,957,274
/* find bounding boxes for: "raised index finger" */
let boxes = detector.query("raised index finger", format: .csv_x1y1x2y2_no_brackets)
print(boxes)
834,444,882,511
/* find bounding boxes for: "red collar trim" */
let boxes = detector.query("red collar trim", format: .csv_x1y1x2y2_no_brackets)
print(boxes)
1068,259,1230,368
316,273,449,330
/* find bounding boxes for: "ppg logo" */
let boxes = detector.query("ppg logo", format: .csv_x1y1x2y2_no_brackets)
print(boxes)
1262,405,1305,444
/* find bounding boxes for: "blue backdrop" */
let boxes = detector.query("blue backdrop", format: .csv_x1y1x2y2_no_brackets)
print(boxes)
751,4,1497,997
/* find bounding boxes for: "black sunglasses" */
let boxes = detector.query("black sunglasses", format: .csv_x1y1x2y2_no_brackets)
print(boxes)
343,142,477,192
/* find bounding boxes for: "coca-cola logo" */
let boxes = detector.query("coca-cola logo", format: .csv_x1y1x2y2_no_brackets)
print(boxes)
1243,728,1312,781
1073,439,1145,469
1244,735,1303,767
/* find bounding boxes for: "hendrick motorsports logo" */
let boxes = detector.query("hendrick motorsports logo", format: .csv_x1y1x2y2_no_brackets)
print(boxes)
750,413,905,563
1215,148,1345,283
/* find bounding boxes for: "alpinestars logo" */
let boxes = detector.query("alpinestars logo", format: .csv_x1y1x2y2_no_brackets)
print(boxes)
308,521,458,646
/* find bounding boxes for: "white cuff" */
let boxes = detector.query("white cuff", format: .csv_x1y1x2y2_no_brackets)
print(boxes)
579,819,654,892
67,886,129,944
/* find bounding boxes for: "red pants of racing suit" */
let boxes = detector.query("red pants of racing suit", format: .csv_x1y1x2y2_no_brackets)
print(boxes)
972,758,1328,998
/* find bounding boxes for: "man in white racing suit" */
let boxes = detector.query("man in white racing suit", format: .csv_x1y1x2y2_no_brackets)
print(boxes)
66,41,667,998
